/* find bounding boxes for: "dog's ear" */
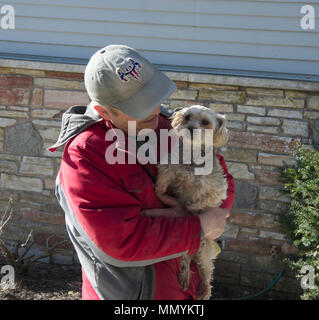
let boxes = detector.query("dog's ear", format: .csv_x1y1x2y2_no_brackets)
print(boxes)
214,114,229,147
170,109,184,129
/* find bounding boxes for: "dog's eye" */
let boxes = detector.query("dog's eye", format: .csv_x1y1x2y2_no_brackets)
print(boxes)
201,119,209,126
185,114,191,121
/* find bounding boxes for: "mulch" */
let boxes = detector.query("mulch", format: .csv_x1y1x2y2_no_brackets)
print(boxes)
0,261,82,300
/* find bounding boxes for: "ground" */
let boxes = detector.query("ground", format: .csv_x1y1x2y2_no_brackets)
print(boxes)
0,260,298,300
0,261,82,300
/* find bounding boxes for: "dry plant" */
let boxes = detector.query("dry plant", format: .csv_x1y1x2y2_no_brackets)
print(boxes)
0,196,67,275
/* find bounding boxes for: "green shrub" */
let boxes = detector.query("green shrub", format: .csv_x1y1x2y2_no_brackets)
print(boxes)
279,140,319,300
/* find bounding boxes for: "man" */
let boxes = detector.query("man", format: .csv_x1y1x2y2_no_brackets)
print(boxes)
48,45,235,300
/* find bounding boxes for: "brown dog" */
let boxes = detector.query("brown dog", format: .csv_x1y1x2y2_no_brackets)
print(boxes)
155,105,229,300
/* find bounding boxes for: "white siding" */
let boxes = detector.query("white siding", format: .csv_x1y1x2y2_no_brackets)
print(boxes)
0,0,318,79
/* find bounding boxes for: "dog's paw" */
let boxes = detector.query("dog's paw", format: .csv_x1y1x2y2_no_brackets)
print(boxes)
178,274,190,292
197,282,212,300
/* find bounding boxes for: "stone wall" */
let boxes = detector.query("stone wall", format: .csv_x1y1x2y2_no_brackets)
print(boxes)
0,61,319,298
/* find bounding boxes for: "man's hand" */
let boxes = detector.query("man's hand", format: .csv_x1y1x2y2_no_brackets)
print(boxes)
199,207,230,240
141,194,189,218
141,195,230,241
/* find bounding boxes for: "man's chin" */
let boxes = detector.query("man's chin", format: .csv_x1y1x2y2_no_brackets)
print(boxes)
138,117,159,132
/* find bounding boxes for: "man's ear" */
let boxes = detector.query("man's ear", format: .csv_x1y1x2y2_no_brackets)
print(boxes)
93,105,111,120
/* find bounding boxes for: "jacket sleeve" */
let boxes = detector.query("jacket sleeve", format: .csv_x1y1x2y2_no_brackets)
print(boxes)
59,144,202,267
217,154,235,211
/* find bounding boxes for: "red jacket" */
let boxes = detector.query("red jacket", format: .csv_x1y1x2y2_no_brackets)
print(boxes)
49,105,235,300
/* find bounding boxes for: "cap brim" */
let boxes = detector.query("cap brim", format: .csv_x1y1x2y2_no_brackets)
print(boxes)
114,70,176,120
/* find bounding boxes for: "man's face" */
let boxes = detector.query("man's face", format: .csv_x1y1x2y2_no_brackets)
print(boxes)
94,105,161,134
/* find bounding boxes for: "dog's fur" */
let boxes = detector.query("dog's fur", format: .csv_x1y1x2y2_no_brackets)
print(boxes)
155,105,229,300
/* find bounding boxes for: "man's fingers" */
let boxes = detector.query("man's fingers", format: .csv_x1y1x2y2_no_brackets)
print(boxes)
157,194,180,207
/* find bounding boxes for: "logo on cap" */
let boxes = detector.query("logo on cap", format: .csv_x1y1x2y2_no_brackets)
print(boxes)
117,58,142,82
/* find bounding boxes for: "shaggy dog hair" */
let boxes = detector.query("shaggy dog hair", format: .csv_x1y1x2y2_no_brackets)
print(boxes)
155,105,229,300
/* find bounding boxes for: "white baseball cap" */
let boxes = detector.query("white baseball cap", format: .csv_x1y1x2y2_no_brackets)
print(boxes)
84,44,176,119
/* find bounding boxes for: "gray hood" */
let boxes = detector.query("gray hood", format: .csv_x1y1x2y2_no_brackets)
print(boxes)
47,104,175,153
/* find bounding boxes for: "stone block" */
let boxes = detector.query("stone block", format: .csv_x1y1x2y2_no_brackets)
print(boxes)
0,173,43,192
8,106,29,111
308,95,319,110
285,90,307,99
0,88,30,105
226,239,272,256
226,162,255,180
219,147,257,163
198,90,245,104
227,131,292,153
250,164,282,186
267,108,303,119
282,120,309,137
247,125,279,134
190,83,239,90
14,68,46,77
247,116,280,126
0,153,21,161
31,108,62,118
44,90,89,109
167,100,197,109
246,87,284,96
0,74,32,87
232,181,258,209
259,230,286,241
44,70,84,80
229,211,280,229
32,119,61,127
37,127,61,142
246,97,304,108
258,152,295,166
237,105,266,115
304,111,319,120
5,122,43,156
209,103,233,113
0,110,29,119
34,78,85,90
22,209,65,225
169,89,198,100
221,224,240,239
0,160,18,174
44,178,56,190
20,156,54,176
237,228,259,240
0,117,16,127
259,186,290,203
173,81,188,89
225,113,245,121
259,200,289,215
228,122,245,130
31,88,43,106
